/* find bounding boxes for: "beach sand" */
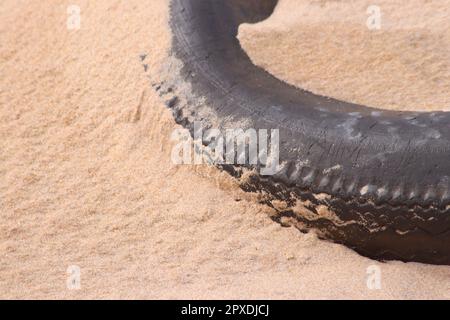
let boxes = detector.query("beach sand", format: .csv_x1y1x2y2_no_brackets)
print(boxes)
239,0,450,111
1,0,449,299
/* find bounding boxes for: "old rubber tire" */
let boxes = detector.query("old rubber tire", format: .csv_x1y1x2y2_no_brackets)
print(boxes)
157,0,450,264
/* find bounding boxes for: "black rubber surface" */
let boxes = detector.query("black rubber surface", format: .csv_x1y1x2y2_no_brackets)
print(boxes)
158,0,450,264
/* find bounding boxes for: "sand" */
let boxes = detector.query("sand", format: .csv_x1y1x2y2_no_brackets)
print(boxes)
239,0,450,112
1,0,450,299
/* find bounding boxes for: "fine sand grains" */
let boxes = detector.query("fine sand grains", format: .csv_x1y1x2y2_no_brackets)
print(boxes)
239,0,450,111
1,0,450,299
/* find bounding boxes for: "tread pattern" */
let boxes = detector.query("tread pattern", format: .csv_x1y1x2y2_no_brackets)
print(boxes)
152,0,450,264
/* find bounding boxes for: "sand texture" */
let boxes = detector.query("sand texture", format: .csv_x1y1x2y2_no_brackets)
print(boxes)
239,0,450,111
1,0,450,299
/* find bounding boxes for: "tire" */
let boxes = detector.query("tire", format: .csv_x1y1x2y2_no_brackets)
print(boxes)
157,0,450,264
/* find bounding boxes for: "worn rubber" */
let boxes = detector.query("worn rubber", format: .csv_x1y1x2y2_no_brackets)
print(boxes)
157,0,450,264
